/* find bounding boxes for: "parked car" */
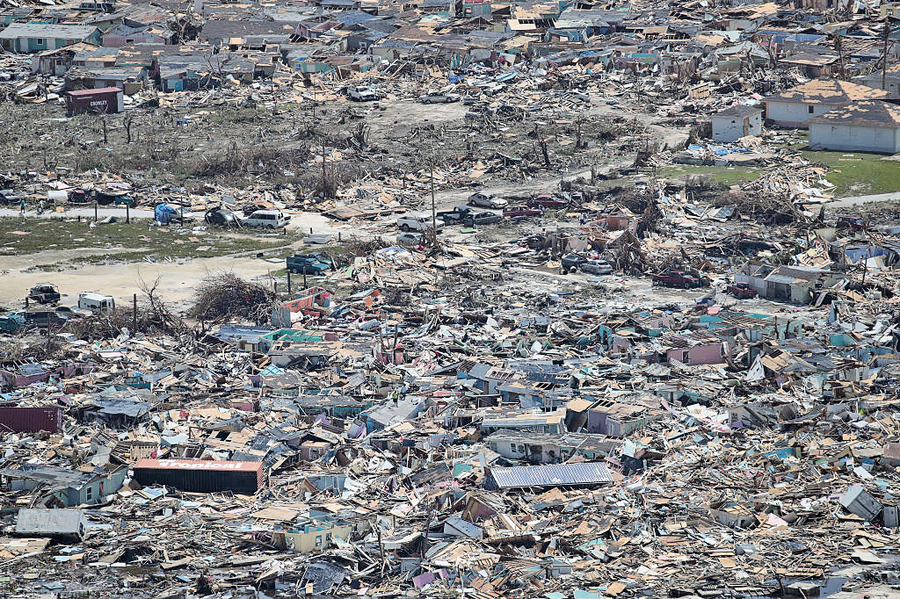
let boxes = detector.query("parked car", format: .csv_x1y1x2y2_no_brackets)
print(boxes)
420,92,460,104
286,254,332,275
0,189,20,205
530,194,568,209
0,313,25,333
347,86,377,101
243,209,289,229
652,270,702,289
28,283,60,305
468,192,508,209
581,259,613,275
397,214,443,232
837,214,866,230
205,207,241,227
396,231,425,246
504,205,541,218
561,253,586,274
467,211,501,226
22,310,69,328
726,282,758,299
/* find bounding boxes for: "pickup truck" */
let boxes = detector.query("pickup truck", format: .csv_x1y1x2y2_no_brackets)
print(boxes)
726,282,758,299
652,271,703,289
438,206,474,225
28,283,61,305
504,205,541,218
286,254,333,275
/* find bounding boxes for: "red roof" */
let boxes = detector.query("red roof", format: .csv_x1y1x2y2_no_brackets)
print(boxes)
66,87,122,97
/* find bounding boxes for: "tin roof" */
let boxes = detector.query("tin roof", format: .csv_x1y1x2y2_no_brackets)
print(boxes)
486,462,614,490
66,87,122,97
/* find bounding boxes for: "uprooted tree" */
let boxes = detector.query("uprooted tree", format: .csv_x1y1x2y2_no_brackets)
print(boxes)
188,273,276,323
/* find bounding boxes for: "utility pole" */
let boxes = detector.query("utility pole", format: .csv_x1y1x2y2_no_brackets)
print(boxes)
321,138,327,198
430,161,436,234
883,18,891,91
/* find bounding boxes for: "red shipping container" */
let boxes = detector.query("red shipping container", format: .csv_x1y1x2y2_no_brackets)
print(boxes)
0,406,62,433
132,459,264,494
65,87,124,116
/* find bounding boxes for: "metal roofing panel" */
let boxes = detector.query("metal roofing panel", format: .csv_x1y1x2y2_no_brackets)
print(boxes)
487,462,613,489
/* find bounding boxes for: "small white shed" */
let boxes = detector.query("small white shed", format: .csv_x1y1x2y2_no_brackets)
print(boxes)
711,105,763,143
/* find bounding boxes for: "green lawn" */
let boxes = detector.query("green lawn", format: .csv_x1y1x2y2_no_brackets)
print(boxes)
657,165,762,186
800,150,900,198
0,218,300,263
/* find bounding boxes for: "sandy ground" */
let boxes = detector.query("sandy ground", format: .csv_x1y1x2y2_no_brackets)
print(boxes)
0,207,365,310
0,254,279,310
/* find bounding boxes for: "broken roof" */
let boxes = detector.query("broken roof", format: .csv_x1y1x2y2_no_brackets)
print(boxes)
765,79,889,104
807,100,900,129
714,104,763,118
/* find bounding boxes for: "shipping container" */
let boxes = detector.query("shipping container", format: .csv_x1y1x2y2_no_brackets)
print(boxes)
0,406,62,433
132,459,264,494
65,87,124,116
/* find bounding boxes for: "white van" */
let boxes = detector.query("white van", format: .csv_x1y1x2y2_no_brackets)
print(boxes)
78,292,115,314
243,210,289,229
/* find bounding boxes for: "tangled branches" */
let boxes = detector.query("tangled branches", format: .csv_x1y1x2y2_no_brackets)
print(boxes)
188,273,275,323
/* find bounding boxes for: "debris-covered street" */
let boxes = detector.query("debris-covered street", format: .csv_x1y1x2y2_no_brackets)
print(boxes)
5,0,900,598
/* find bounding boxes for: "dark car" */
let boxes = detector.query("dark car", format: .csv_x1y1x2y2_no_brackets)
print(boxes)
726,282,758,299
242,203,272,217
205,207,241,227
561,253,586,274
465,211,501,226
652,270,702,289
68,189,91,204
28,283,61,305
0,189,20,205
286,253,333,275
837,215,866,231
529,194,568,209
23,310,69,328
504,205,541,218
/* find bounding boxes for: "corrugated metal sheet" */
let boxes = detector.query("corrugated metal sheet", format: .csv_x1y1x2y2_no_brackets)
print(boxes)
0,406,62,433
485,462,613,490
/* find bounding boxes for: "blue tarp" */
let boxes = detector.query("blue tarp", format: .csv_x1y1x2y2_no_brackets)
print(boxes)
154,204,178,224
